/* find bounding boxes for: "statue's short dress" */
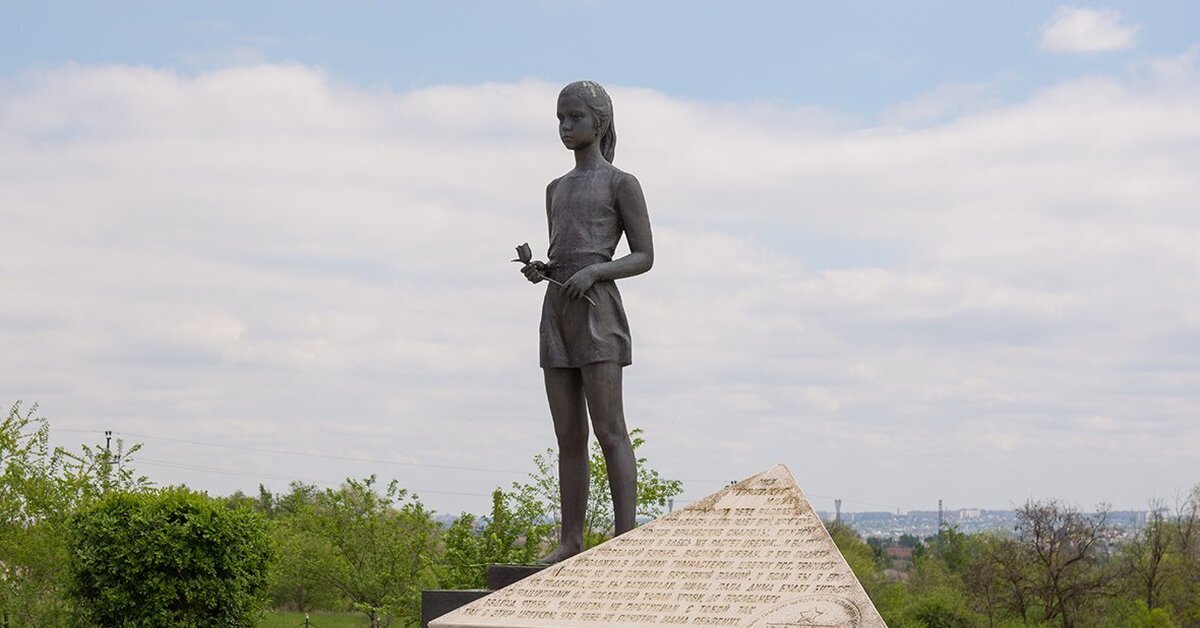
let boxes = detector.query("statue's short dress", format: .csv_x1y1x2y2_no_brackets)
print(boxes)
540,166,633,368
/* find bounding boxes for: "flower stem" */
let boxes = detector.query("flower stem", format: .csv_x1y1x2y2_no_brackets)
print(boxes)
539,274,597,306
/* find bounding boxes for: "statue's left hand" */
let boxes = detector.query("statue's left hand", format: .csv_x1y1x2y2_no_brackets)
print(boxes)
562,267,598,300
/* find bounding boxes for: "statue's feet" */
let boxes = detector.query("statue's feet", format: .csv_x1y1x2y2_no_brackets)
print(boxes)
538,543,582,564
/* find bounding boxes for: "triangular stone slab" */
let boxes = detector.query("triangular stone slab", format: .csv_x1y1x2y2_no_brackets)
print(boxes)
431,464,887,627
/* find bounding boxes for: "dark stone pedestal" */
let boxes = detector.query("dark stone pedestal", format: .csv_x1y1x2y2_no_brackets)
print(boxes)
421,564,546,628
421,590,489,628
487,563,546,590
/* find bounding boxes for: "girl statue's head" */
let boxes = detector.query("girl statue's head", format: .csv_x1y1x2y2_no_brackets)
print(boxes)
559,80,616,163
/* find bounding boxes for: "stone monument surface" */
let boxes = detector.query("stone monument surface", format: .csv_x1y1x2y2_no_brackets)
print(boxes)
430,465,886,628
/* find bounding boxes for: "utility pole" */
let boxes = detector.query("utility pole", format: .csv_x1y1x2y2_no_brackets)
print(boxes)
105,430,112,453
938,499,944,532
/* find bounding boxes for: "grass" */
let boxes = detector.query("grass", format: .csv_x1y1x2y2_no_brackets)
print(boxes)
258,611,367,628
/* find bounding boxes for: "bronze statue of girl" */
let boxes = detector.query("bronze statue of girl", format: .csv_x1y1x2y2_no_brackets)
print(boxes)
519,81,654,563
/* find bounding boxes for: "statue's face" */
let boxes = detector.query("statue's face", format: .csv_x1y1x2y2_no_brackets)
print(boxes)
557,94,599,151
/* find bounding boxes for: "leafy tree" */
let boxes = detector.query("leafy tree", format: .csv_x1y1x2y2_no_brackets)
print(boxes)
962,532,1017,627
1165,485,1200,627
982,533,1041,623
962,500,1121,627
907,588,976,628
1093,598,1179,628
510,428,683,550
869,581,912,628
229,482,350,614
256,481,322,518
904,553,980,628
867,535,889,563
69,486,272,627
439,488,553,589
0,401,147,625
1015,499,1119,627
257,481,347,612
864,527,985,628
1128,602,1179,628
1123,499,1176,612
829,520,981,628
928,525,974,574
278,476,440,627
269,517,347,613
826,519,882,585
0,401,64,625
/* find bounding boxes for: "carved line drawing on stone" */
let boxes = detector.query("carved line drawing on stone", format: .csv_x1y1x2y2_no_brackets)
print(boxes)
752,595,862,628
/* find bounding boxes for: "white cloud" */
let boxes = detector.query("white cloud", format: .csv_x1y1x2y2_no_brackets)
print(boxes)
2,59,1198,514
1040,6,1139,53
880,80,1005,126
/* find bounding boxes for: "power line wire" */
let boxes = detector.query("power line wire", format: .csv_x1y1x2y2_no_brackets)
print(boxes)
116,431,527,476
135,456,494,498
136,456,327,484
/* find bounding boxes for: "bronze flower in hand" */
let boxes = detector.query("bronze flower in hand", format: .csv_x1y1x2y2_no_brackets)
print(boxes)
512,242,595,305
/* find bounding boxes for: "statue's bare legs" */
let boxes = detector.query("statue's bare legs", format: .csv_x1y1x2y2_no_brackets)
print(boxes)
540,361,636,564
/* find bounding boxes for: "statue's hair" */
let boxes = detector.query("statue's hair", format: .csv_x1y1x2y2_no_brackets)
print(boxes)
560,80,616,163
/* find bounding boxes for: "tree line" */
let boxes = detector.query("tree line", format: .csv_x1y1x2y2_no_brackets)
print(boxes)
0,402,680,627
828,490,1200,627
3,400,1198,627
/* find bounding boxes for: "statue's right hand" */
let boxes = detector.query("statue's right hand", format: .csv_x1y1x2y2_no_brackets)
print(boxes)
521,261,548,283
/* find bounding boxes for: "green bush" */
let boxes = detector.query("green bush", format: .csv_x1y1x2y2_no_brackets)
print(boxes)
69,487,272,627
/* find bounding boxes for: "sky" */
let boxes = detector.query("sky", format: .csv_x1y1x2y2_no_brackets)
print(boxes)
2,1,1198,518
